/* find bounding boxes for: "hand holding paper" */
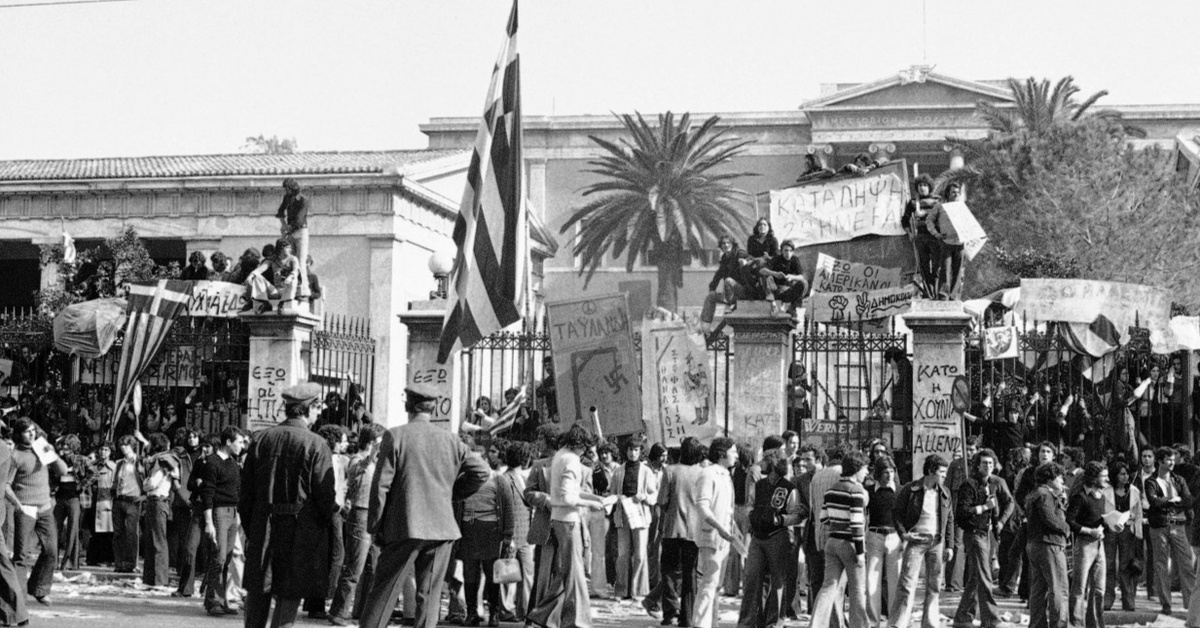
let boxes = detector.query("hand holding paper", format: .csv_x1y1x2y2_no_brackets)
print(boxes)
31,436,59,466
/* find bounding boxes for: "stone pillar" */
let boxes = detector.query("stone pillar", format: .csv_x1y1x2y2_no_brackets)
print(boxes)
869,142,897,164
398,300,460,432
368,235,405,426
239,310,322,432
723,308,793,446
903,300,972,480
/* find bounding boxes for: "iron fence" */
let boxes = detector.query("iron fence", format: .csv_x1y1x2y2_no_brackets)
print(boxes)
309,314,377,419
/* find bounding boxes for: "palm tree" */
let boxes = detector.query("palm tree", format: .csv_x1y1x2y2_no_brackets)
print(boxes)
560,112,755,312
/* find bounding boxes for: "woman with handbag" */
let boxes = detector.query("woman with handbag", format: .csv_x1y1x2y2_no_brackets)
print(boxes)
460,443,506,627
496,442,536,621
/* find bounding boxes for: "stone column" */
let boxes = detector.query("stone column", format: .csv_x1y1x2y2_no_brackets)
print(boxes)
723,308,793,446
903,300,972,480
239,310,322,432
398,300,460,433
869,142,897,164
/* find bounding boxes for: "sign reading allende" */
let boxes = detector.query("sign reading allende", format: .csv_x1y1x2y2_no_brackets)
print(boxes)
814,253,903,293
1019,278,1173,347
187,281,247,318
547,294,642,437
810,285,916,323
770,167,907,246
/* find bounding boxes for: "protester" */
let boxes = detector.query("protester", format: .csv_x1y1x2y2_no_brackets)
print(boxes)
1026,462,1070,628
169,427,202,598
239,382,338,628
1142,446,1195,616
277,178,312,302
890,454,953,628
11,418,68,605
803,447,845,626
141,432,179,587
1067,461,1110,628
610,435,657,602
328,423,386,625
809,450,869,628
864,456,900,628
460,442,504,627
700,236,752,330
247,238,300,314
737,449,801,628
745,218,779,265
180,251,211,281
0,432,27,627
358,388,490,628
588,442,618,598
901,173,943,296
51,434,88,571
953,448,1014,628
1103,462,1138,611
645,437,705,626
758,240,808,319
691,437,740,628
198,426,248,616
305,424,350,620
495,440,535,622
111,434,144,575
86,442,116,567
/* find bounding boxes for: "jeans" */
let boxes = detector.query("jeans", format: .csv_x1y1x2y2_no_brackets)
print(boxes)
112,497,141,571
586,509,609,595
692,545,729,628
175,506,203,596
54,495,81,570
810,539,864,628
954,531,1001,626
1103,528,1137,610
1150,523,1196,612
203,506,238,611
615,525,649,598
142,497,171,586
527,521,592,628
1069,536,1105,628
700,278,745,324
656,537,697,623
997,524,1022,594
1187,547,1200,628
865,530,901,627
737,532,791,628
330,508,371,620
946,524,965,590
14,505,56,598
1028,541,1068,628
890,538,943,628
913,233,941,294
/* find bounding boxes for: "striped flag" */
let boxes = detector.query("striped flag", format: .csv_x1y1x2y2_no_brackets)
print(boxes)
109,280,194,438
438,0,526,364
487,385,527,435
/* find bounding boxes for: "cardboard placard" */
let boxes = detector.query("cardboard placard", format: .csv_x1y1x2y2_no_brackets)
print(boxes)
187,281,247,318
640,318,719,446
938,201,988,260
547,294,642,436
813,253,903,293
983,326,1019,361
770,162,908,247
809,286,916,323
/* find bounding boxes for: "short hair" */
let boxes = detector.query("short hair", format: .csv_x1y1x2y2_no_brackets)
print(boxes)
357,423,386,450
780,430,798,443
826,447,845,464
558,424,593,451
1060,446,1083,464
285,399,314,419
282,178,301,192
1035,461,1065,485
11,417,34,437
147,432,170,454
923,454,949,476
798,444,825,465
973,448,998,469
219,425,245,446
780,239,797,251
872,455,897,483
679,437,705,466
317,424,348,451
116,434,139,452
965,435,983,448
1155,447,1177,464
1082,461,1107,488
841,451,868,477
760,449,790,477
275,237,292,253
1037,441,1059,456
762,435,784,452
503,441,534,469
405,395,437,414
708,437,735,464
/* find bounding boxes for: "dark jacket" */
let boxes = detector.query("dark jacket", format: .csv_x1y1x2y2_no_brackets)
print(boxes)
276,193,309,229
180,265,210,281
1143,472,1194,528
708,248,751,291
893,478,954,545
746,234,778,260
955,474,1015,533
901,195,940,236
523,456,554,546
239,417,337,599
369,415,490,545
1025,485,1070,546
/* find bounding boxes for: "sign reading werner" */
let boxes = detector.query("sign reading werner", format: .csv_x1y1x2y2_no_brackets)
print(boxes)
547,294,642,436
814,253,903,293
641,318,718,446
770,162,908,246
810,286,916,323
1019,278,1173,347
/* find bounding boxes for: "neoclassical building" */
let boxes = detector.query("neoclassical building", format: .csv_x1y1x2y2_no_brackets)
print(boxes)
422,66,1200,315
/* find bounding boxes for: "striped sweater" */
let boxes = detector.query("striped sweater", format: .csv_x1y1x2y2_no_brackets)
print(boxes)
820,476,869,554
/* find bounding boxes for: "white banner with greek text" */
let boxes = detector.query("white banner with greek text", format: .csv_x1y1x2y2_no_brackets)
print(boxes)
809,286,917,323
769,168,907,246
187,281,247,318
814,253,903,293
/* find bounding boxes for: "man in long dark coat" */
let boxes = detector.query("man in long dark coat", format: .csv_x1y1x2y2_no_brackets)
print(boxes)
239,382,337,628
359,388,490,628
0,437,26,626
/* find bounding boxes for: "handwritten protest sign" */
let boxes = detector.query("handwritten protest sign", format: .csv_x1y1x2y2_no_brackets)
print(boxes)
939,201,988,260
770,162,908,247
810,286,916,323
814,253,902,293
641,318,719,446
911,351,967,480
1019,278,1173,349
547,294,642,436
187,281,247,318
80,345,201,387
405,340,455,429
983,326,1019,360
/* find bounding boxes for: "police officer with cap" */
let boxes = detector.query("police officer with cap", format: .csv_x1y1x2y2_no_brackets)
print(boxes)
359,386,490,628
240,381,337,628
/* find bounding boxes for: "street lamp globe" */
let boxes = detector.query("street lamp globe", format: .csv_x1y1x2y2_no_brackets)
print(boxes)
428,250,454,299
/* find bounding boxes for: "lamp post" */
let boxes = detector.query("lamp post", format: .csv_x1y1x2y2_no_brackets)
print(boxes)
428,250,453,300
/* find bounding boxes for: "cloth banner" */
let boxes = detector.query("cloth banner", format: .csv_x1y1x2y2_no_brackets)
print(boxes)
938,201,988,260
810,286,916,323
110,280,194,439
546,294,642,436
1018,279,1173,351
1171,316,1200,351
813,253,903,293
769,162,908,247
983,326,1019,361
52,297,127,359
187,281,247,317
640,318,719,447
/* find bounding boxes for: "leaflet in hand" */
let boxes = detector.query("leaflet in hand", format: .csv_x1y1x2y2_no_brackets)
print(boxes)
30,436,59,466
1102,510,1130,529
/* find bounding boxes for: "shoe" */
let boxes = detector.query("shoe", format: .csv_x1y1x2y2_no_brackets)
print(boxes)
328,617,351,627
33,596,49,607
1161,608,1173,616
308,611,330,620
465,616,483,627
170,591,191,598
487,615,499,628
659,618,674,627
642,597,662,620
206,607,226,617
496,611,518,622
1122,604,1136,612
444,614,466,626
223,606,239,615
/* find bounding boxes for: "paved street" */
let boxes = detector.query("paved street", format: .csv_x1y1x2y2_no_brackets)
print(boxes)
26,570,1178,628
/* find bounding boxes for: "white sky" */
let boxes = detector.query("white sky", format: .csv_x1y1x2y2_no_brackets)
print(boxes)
0,0,1197,160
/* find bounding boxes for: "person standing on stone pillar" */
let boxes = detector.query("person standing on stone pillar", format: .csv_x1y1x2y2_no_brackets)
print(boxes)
926,182,965,300
239,382,338,628
901,174,943,298
277,178,311,302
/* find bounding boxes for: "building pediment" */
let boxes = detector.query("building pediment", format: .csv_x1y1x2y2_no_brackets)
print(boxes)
802,66,1014,111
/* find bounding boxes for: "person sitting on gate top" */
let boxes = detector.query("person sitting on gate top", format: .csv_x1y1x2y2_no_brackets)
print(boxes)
699,235,753,331
759,239,809,322
796,153,835,184
246,239,299,315
462,396,498,434
901,174,943,298
180,251,211,281
840,152,876,176
746,218,779,267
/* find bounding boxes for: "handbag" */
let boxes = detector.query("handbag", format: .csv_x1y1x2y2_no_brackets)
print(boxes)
493,557,522,584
